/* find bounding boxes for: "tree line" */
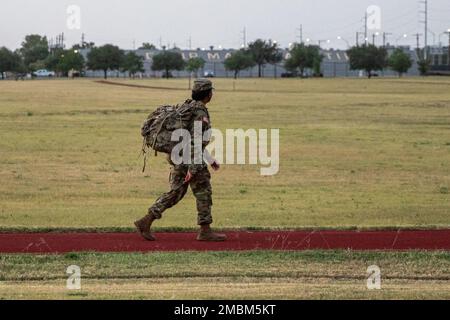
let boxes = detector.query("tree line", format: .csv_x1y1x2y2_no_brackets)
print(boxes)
347,44,431,78
225,41,427,79
223,40,322,79
0,35,145,79
0,34,431,80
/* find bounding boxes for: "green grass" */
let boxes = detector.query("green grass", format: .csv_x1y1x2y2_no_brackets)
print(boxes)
2,78,449,300
1,250,449,299
0,78,450,229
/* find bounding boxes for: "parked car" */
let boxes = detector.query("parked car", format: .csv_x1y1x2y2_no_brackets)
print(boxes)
281,72,296,78
203,70,215,78
68,69,83,78
14,73,28,81
33,69,55,77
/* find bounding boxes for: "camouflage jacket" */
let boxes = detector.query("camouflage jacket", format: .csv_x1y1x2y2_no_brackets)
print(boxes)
187,100,211,174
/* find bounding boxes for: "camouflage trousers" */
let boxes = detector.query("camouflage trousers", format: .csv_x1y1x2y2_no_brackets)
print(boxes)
148,165,213,226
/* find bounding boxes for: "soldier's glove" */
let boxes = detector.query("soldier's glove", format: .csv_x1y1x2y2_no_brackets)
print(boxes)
211,161,220,171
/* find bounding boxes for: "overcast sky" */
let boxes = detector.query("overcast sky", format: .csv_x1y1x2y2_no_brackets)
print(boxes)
1,0,449,50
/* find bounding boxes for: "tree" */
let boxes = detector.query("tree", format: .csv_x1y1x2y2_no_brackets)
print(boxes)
13,55,26,80
388,49,412,77
73,42,95,50
44,49,84,76
29,60,46,72
347,44,388,78
0,48,26,79
139,43,156,50
19,35,49,71
186,57,206,89
312,56,323,76
417,59,431,76
87,44,124,79
224,50,255,79
151,50,185,78
11,50,26,75
185,57,205,78
45,48,64,72
0,47,16,79
247,39,280,77
268,47,283,78
416,49,431,76
284,43,322,77
60,50,85,75
121,52,144,78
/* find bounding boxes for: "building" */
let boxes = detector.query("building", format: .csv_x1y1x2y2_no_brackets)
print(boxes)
79,46,431,78
428,46,450,75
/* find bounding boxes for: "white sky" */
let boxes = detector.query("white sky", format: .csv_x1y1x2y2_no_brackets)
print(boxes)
1,0,449,50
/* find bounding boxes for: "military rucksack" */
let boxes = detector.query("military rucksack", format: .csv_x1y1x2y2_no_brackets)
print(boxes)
140,99,199,171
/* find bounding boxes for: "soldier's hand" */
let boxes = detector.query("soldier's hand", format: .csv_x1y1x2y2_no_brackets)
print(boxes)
184,170,193,183
211,161,220,171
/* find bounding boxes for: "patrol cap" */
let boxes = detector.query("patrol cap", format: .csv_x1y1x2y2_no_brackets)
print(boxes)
192,78,214,93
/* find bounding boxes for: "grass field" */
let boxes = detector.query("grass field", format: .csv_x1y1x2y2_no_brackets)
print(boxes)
1,77,450,300
1,250,450,299
0,77,450,230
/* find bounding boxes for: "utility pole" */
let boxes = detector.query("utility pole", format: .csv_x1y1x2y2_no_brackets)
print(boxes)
297,25,303,43
318,40,326,48
383,32,392,47
81,33,85,47
446,31,450,66
420,0,428,58
241,27,247,48
244,27,247,47
55,33,65,49
413,33,423,50
448,32,450,66
49,37,54,54
364,12,368,45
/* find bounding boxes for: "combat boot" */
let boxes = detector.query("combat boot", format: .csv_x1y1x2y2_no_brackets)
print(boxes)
134,214,156,241
197,225,227,242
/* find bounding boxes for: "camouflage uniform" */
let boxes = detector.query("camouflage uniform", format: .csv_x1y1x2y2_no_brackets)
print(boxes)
148,89,214,225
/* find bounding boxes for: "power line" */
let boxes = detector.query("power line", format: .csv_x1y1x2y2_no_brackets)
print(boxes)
311,17,364,39
379,6,419,24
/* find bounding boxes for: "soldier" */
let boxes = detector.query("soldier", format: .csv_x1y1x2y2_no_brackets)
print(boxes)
135,79,227,242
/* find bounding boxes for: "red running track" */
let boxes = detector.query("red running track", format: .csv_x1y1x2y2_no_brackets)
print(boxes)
1,230,450,253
